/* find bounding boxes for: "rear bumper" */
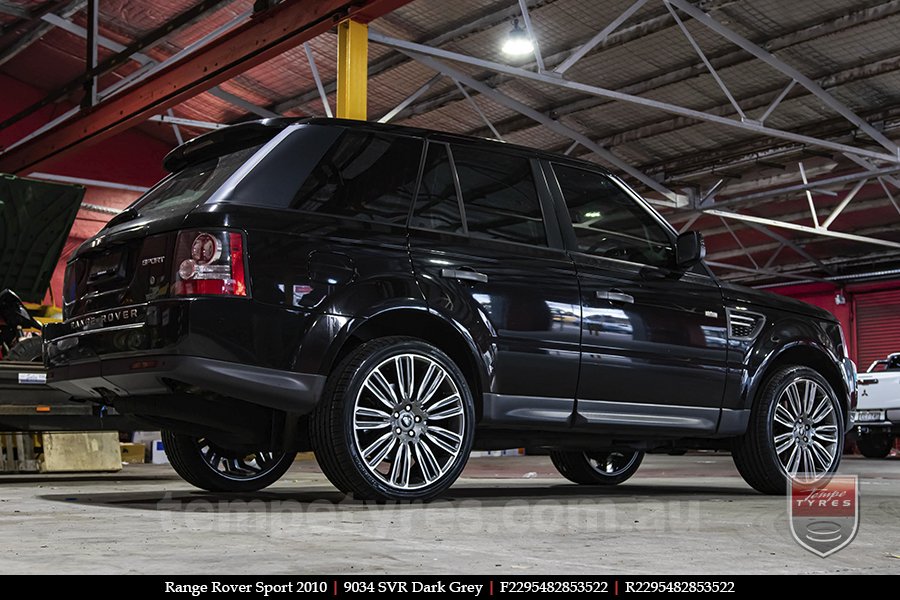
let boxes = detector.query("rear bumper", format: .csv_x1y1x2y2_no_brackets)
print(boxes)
47,354,326,414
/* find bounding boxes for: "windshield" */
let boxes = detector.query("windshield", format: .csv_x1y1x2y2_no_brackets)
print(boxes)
126,144,262,219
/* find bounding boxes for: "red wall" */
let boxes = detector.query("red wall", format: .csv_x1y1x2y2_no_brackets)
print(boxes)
768,279,900,365
0,73,172,304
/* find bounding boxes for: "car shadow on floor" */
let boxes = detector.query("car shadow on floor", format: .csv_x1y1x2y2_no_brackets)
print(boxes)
39,482,763,511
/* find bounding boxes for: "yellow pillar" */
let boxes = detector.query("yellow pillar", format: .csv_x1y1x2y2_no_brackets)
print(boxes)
336,19,368,120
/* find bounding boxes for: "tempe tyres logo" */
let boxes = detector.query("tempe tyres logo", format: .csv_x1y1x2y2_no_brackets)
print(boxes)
789,475,859,557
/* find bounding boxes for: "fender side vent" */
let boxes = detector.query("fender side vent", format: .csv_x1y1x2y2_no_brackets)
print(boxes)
727,309,765,340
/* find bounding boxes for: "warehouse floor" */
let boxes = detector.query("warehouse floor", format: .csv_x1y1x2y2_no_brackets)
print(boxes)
1,453,898,574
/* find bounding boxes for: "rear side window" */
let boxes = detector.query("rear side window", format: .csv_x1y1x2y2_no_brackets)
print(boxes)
290,131,422,225
131,144,261,218
452,146,546,246
553,164,672,267
410,142,463,232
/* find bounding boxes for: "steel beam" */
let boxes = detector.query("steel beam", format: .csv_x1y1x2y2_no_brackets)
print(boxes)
274,0,556,114
672,165,900,216
0,2,29,18
665,1,745,120
377,73,442,124
166,109,184,145
398,48,680,204
0,0,84,68
704,208,900,249
304,42,333,118
453,80,503,140
667,0,900,157
148,115,226,130
370,32,900,165
208,87,278,118
517,0,544,72
0,0,231,131
403,1,900,138
705,260,825,283
553,0,648,75
0,0,410,174
336,19,369,120
83,0,99,107
741,221,832,274
28,172,149,193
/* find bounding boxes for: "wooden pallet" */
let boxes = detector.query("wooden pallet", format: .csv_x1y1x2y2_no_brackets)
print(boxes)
0,432,38,472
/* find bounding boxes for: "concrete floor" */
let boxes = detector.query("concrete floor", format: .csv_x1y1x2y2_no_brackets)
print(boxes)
1,453,899,574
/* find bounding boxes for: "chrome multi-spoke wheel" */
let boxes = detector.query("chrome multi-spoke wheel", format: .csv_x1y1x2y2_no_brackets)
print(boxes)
733,366,845,495
353,353,465,491
162,431,296,493
772,378,839,482
551,449,644,485
311,337,475,501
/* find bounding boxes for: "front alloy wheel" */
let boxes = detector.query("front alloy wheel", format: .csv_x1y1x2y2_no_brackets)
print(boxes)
162,431,296,493
732,365,844,494
771,378,840,481
311,337,475,501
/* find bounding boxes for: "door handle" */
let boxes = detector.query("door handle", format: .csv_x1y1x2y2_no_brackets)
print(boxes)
858,379,878,385
597,290,634,304
441,268,489,284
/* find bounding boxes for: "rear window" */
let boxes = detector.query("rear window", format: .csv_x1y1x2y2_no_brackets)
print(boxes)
129,144,261,218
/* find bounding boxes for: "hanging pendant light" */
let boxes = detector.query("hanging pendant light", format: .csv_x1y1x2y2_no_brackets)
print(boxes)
502,18,534,56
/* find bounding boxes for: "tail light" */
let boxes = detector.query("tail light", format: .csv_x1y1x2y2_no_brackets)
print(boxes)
173,230,248,297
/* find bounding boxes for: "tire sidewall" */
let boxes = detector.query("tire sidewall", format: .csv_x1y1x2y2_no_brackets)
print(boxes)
339,339,475,501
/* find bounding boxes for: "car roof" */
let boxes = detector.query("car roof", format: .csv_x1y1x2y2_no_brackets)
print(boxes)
300,117,612,173
165,116,613,175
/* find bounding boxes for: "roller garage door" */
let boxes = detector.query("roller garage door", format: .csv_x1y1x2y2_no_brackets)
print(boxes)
855,288,900,370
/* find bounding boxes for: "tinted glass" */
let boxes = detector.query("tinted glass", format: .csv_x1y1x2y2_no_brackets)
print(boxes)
130,144,261,218
452,146,546,246
411,142,463,232
553,164,672,267
291,131,422,224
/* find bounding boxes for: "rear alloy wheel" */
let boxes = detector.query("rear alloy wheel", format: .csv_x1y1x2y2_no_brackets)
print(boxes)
162,431,296,493
856,431,893,459
311,337,475,501
733,366,844,494
550,450,644,485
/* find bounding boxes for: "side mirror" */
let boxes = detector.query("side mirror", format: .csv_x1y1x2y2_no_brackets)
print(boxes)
675,231,705,269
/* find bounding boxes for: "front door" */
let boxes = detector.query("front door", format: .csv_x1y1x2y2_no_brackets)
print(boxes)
408,142,581,428
548,163,729,435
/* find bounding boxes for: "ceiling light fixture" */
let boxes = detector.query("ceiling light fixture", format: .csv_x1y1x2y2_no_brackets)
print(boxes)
502,18,534,57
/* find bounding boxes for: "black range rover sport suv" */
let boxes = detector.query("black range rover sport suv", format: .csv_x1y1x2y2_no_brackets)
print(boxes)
44,118,856,501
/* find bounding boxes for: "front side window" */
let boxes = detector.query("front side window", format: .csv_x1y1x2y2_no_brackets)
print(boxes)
452,146,546,246
553,164,672,267
290,131,422,225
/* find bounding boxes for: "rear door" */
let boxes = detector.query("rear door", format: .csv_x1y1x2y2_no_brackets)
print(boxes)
408,142,581,428
547,163,728,434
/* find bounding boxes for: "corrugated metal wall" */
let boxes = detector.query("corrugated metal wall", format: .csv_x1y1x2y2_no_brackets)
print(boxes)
855,288,900,371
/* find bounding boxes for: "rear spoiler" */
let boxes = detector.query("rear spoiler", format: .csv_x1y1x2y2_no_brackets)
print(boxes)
162,117,300,172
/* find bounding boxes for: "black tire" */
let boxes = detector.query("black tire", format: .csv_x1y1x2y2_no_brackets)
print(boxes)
310,336,475,501
857,432,893,459
550,450,644,485
162,431,296,493
6,336,42,362
732,365,844,495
